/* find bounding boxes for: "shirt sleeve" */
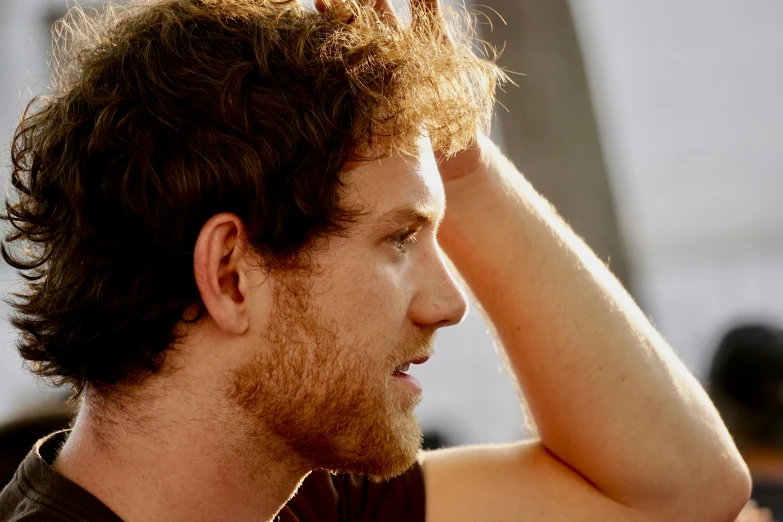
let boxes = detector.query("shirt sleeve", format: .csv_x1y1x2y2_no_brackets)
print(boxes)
278,463,426,522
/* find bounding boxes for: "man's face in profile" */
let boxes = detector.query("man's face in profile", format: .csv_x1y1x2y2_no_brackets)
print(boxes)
227,138,468,479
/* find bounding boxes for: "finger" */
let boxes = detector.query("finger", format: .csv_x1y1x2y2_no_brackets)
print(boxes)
314,0,356,24
411,0,440,18
411,0,443,28
371,0,399,24
410,0,449,43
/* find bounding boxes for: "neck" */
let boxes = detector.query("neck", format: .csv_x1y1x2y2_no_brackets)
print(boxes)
54,386,309,522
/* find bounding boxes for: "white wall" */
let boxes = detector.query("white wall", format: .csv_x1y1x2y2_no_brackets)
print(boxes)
571,0,783,375
0,0,72,421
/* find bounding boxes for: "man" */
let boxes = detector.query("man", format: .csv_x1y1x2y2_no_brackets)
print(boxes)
710,324,783,519
0,0,750,520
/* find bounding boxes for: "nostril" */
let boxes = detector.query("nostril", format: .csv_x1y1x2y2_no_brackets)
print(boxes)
437,294,469,328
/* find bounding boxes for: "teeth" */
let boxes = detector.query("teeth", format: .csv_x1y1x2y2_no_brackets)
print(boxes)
395,363,410,373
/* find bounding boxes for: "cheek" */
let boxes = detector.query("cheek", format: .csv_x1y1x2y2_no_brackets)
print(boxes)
358,262,411,321
315,258,413,340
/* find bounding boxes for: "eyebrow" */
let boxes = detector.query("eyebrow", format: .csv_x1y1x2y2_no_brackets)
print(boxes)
375,204,443,231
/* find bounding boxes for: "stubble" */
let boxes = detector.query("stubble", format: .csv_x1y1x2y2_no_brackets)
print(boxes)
227,272,430,480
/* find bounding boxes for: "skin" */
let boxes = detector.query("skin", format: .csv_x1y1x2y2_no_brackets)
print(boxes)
54,138,466,522
222,141,463,480
53,1,752,521
387,8,747,521
421,135,750,522
54,132,751,522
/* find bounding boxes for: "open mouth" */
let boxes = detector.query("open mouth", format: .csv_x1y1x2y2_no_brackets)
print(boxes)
393,363,411,375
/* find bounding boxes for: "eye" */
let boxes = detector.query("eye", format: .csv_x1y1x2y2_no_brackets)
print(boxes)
388,228,419,253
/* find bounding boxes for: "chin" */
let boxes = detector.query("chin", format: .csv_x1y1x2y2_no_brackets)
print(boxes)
314,410,423,480
364,417,423,481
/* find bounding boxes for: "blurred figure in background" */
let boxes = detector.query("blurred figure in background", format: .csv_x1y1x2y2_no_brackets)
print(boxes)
710,324,783,517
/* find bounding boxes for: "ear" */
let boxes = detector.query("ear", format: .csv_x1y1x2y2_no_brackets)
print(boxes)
193,213,255,335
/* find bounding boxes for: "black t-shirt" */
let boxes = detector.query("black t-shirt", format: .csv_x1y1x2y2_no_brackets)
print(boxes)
0,431,425,522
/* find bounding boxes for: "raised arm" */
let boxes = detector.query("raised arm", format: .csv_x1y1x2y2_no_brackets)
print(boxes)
420,135,751,522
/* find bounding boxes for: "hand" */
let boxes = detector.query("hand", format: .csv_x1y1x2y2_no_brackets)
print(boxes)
435,136,485,184
736,501,775,522
315,0,441,26
315,0,483,186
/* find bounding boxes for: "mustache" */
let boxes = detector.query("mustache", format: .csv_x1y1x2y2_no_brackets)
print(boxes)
391,328,436,367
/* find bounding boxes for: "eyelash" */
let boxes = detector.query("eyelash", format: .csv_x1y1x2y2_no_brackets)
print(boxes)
388,229,419,252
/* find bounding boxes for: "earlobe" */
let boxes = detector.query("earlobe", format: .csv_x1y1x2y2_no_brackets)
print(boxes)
193,213,251,335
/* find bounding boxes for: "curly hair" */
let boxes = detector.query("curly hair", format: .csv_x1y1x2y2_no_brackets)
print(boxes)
2,0,502,396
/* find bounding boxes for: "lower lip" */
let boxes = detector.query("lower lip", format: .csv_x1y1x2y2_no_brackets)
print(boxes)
392,372,422,394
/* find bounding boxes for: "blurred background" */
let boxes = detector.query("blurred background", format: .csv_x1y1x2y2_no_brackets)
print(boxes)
0,0,781,453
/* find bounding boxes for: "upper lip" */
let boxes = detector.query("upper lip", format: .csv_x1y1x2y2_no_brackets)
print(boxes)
409,354,431,365
401,353,433,366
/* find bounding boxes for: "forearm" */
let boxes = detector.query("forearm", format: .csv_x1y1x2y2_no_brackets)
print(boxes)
437,135,749,513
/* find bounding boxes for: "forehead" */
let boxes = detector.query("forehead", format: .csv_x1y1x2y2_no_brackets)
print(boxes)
342,139,445,221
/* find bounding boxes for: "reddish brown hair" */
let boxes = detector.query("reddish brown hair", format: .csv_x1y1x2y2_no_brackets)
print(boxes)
2,0,502,395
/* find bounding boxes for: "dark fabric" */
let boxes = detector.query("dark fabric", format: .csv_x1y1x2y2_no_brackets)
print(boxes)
752,480,783,519
0,407,73,488
0,431,425,522
0,431,122,522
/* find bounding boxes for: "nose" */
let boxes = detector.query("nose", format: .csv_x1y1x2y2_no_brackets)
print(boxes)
409,245,469,329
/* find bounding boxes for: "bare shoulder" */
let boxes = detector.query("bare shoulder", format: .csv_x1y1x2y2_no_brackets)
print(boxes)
419,442,657,522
